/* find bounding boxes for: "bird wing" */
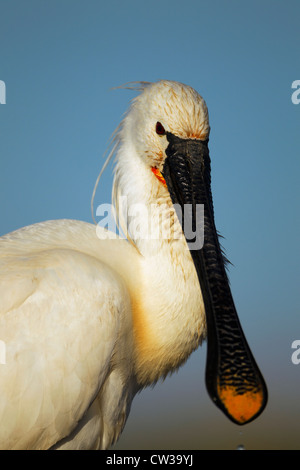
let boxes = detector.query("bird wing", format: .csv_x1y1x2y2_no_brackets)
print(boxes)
0,244,131,449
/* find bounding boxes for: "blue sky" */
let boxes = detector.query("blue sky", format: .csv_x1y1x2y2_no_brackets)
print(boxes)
0,0,299,449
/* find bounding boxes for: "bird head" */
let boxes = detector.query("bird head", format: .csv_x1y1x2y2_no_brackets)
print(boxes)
123,80,210,172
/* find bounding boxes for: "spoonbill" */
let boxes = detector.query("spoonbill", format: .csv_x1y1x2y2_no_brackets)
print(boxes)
0,80,267,450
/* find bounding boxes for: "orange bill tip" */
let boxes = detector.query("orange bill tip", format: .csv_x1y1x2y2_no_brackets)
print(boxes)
217,384,265,425
151,167,167,187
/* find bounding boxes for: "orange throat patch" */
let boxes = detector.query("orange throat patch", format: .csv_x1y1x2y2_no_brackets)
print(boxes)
151,167,167,187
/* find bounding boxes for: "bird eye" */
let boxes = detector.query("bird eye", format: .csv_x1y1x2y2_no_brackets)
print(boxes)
155,122,166,135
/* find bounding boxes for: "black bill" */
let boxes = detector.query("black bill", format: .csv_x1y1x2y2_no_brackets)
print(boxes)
162,132,268,425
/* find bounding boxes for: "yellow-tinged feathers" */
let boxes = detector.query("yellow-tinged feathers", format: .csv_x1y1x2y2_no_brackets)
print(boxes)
0,80,210,449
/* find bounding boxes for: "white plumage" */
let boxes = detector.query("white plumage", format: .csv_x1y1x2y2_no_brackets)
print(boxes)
0,81,209,449
0,80,267,450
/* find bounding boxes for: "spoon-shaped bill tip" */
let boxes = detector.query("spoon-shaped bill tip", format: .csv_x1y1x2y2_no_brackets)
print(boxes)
217,380,266,425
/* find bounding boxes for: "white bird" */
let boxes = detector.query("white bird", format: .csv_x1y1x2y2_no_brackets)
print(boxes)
0,80,267,450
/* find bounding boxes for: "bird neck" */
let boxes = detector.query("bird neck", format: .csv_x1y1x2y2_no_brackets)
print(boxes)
131,243,206,388
114,147,206,387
